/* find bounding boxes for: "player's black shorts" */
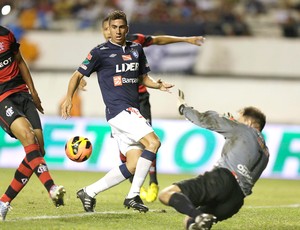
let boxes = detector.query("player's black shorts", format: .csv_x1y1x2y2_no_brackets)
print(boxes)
139,91,152,125
175,167,245,221
0,92,42,138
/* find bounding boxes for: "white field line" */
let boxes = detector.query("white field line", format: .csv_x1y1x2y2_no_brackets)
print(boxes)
5,209,167,222
4,204,300,222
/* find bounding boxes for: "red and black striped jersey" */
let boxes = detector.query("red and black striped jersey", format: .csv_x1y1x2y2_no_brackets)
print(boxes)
0,26,28,102
126,34,154,94
126,33,154,48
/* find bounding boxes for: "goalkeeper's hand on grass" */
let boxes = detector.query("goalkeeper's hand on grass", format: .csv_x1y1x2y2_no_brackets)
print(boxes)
178,89,187,115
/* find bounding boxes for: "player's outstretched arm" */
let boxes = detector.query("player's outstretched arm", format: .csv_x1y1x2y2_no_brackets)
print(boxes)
61,71,84,119
152,35,205,46
142,74,174,92
16,50,44,114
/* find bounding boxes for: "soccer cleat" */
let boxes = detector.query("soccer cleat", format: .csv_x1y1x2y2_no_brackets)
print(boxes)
50,185,66,207
146,183,159,202
77,188,96,212
188,213,217,230
0,201,12,221
140,186,147,200
124,195,149,213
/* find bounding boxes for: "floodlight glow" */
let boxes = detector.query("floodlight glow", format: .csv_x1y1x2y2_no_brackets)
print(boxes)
1,5,11,16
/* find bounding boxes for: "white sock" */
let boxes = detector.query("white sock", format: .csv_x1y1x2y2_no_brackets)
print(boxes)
85,166,127,197
127,156,152,198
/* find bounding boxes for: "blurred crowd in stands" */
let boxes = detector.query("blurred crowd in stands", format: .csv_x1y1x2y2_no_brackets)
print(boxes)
0,0,299,38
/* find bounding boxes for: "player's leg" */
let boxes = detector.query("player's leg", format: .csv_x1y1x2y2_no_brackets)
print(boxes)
79,161,133,212
119,150,148,199
10,117,65,205
159,171,222,230
119,151,135,182
139,91,159,202
78,122,137,212
0,120,47,204
0,96,63,221
146,159,159,202
122,131,158,212
25,95,65,207
0,158,33,204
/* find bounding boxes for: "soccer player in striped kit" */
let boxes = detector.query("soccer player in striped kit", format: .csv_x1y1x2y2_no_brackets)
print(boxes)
0,25,65,221
102,16,205,203
159,90,269,230
61,10,173,213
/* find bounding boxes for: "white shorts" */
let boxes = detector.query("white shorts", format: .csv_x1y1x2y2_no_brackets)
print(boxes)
108,107,153,156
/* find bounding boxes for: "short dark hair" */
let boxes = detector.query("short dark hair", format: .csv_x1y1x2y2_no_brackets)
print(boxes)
108,10,127,25
240,106,266,131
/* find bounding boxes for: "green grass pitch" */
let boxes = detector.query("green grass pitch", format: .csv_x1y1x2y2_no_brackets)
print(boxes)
0,168,299,230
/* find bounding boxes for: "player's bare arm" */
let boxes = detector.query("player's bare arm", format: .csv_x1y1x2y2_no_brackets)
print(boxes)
141,74,174,91
15,51,44,114
61,70,84,119
152,35,205,46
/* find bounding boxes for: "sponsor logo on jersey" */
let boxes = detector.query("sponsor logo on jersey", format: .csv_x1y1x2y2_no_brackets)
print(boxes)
122,77,139,84
80,64,87,70
122,55,132,61
87,53,92,60
237,164,253,181
113,75,139,86
0,42,4,51
0,56,13,69
113,76,122,86
5,106,14,117
80,58,90,70
82,59,90,65
116,62,139,73
100,46,109,50
131,49,139,58
110,54,117,58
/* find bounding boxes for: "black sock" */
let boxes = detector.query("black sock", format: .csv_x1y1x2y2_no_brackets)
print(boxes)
149,160,158,185
168,192,202,218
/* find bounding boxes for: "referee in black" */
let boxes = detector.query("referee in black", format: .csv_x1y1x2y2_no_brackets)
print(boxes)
159,90,269,230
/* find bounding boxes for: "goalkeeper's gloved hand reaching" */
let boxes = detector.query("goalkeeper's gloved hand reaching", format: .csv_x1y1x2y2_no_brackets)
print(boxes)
178,89,187,115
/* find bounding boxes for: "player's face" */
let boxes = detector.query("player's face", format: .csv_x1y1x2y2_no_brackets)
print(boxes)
102,20,111,40
109,19,128,45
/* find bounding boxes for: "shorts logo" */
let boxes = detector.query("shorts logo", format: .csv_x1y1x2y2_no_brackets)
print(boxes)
5,106,14,117
113,76,122,86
